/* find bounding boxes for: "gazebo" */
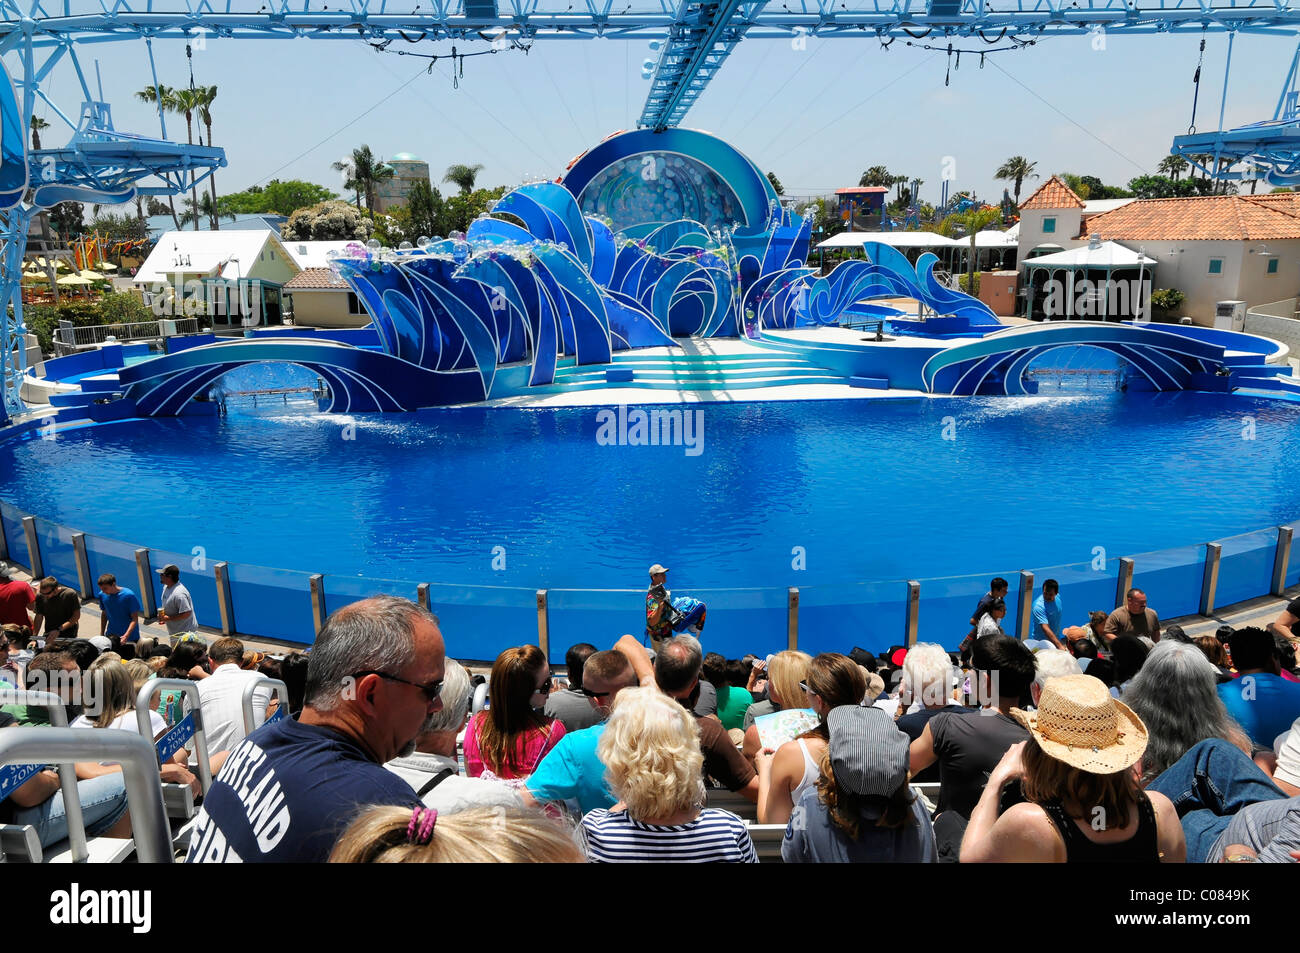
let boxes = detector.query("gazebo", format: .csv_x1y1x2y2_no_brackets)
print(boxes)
1022,237,1157,321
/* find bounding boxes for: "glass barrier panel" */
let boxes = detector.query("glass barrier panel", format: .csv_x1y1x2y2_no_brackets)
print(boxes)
0,501,30,571
30,517,78,591
1214,528,1278,609
224,562,318,645
798,580,907,657
917,569,1023,651
1130,543,1204,621
420,582,540,663
81,533,144,606
1028,559,1120,641
148,548,222,640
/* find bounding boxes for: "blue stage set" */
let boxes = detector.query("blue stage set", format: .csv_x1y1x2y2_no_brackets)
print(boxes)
52,127,1277,418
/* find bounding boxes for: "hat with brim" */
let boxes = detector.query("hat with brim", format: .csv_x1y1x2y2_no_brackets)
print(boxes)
1012,674,1147,775
648,564,669,575
156,564,181,578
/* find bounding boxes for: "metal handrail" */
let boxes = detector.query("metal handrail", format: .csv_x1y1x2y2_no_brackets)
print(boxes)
241,677,290,735
136,679,213,798
0,688,87,862
0,727,172,863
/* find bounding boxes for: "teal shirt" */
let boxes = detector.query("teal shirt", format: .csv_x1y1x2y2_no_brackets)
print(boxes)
525,722,613,815
717,686,753,732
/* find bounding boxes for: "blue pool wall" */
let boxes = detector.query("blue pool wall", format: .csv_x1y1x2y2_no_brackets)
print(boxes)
2,492,1296,663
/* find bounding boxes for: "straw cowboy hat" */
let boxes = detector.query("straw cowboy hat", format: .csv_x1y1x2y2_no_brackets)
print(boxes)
1012,674,1147,774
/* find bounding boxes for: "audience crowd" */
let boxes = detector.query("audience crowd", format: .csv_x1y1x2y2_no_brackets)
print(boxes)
2,564,1299,864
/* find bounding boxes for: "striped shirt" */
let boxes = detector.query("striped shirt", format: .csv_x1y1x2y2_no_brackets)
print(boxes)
581,808,757,863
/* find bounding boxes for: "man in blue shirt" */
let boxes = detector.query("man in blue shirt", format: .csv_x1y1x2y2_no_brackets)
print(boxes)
1218,626,1300,748
186,595,444,863
1029,578,1065,650
525,649,639,815
96,573,142,646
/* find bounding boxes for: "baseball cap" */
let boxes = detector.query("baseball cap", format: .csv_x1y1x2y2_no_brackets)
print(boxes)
648,564,669,575
87,635,113,653
828,706,909,798
156,564,181,578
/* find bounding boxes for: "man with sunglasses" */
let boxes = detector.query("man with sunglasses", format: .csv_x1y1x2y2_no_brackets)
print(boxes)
187,595,445,863
524,649,640,815
33,576,80,643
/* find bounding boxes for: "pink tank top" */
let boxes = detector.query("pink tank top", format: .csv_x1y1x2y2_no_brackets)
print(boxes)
463,712,566,781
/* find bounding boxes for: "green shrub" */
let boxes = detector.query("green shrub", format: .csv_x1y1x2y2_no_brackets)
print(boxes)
1150,288,1185,314
958,272,981,296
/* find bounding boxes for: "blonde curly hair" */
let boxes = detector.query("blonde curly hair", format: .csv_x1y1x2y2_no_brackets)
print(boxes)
598,686,705,820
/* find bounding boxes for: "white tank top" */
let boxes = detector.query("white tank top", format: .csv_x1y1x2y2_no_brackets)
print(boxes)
790,739,821,805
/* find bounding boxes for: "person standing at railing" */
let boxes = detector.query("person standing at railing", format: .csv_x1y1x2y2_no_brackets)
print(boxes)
645,563,673,654
96,573,142,648
0,562,35,630
33,577,80,642
156,564,198,637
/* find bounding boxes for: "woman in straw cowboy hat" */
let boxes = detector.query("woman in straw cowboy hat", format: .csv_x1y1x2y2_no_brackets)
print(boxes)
960,674,1186,863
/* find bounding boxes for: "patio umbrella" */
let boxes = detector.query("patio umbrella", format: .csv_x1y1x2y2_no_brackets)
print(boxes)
56,274,94,286
77,269,108,281
96,262,118,271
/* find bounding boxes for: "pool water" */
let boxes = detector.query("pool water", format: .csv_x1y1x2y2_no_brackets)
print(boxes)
1,390,1295,593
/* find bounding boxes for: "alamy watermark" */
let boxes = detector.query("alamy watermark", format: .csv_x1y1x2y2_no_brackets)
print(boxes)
595,404,704,457
1040,277,1151,320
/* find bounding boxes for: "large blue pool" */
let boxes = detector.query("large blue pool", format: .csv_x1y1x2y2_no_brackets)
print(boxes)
2,388,1298,658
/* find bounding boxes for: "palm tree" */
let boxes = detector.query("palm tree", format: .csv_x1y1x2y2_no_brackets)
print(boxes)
443,162,485,195
1157,155,1189,183
994,156,1039,206
180,192,236,229
941,206,1003,295
170,87,206,230
136,85,182,231
194,85,221,229
30,115,49,151
343,145,393,212
332,159,362,210
858,165,892,188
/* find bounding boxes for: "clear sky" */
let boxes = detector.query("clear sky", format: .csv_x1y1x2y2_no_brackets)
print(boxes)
11,27,1295,208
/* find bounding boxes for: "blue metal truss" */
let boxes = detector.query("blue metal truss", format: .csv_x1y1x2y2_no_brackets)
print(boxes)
1171,38,1300,185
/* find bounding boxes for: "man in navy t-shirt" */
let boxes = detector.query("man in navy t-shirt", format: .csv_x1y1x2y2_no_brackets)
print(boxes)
186,595,445,863
96,573,143,645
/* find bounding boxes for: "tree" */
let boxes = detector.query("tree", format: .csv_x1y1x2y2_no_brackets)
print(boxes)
221,180,337,217
170,87,206,230
946,206,1002,296
135,85,182,230
281,200,374,241
30,115,49,151
766,172,785,196
49,201,84,238
194,85,220,229
405,178,442,240
332,158,361,210
1157,155,1189,183
180,193,235,229
1126,175,1197,199
443,163,485,195
87,212,147,242
439,185,508,235
858,165,892,188
994,156,1038,206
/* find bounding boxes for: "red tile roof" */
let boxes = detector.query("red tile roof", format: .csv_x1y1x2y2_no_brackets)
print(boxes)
284,268,349,290
1083,194,1300,241
1019,175,1086,210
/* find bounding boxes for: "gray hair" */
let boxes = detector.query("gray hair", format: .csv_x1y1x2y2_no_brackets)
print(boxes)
1033,649,1083,693
654,634,703,694
423,659,471,734
0,562,11,582
1124,641,1244,783
900,643,952,706
304,595,438,712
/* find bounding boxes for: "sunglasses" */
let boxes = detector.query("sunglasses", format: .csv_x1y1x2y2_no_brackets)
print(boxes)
350,670,444,702
580,686,612,698
533,674,554,694
800,680,818,696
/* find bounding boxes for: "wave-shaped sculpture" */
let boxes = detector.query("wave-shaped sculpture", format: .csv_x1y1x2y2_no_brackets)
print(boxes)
122,129,1006,415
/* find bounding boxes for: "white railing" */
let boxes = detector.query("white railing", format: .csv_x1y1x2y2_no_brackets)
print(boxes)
55,318,201,355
